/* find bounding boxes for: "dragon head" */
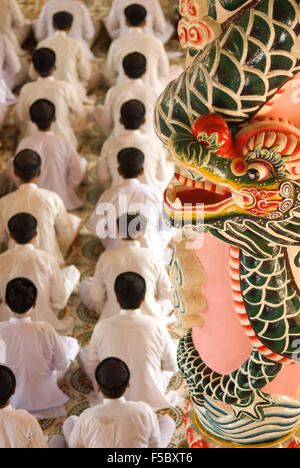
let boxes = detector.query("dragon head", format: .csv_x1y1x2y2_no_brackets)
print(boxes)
164,114,300,258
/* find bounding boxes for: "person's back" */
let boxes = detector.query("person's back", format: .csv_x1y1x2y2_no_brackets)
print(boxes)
0,0,27,54
0,406,48,448
104,0,174,44
97,131,172,191
0,150,79,267
0,365,48,448
105,28,169,90
35,0,96,59
0,278,75,418
68,399,158,448
88,313,175,410
35,12,91,101
83,240,171,319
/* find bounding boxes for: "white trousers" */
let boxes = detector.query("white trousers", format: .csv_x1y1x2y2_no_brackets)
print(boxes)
63,413,176,448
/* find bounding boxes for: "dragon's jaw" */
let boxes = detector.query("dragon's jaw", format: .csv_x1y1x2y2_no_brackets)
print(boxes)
164,170,252,227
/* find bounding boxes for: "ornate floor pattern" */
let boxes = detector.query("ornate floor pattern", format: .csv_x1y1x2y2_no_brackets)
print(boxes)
0,0,189,448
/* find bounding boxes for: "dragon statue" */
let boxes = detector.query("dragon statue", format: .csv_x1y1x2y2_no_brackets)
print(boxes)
155,0,300,448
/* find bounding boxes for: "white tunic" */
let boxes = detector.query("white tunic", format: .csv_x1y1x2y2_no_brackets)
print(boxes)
0,33,21,106
16,76,85,149
0,183,80,267
11,130,87,210
93,79,159,138
90,178,173,262
104,0,174,44
80,309,178,410
0,0,29,56
33,31,91,102
104,28,169,90
0,244,79,334
97,129,173,192
35,0,96,59
0,405,48,449
66,397,161,448
79,240,172,320
0,317,79,418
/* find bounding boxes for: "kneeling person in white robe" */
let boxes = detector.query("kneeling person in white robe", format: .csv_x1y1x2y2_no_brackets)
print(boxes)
80,272,178,410
64,357,176,448
0,365,66,448
0,213,79,335
0,150,81,267
11,99,87,210
79,213,173,320
0,278,79,419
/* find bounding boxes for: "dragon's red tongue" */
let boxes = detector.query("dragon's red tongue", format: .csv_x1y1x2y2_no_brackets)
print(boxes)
176,188,231,206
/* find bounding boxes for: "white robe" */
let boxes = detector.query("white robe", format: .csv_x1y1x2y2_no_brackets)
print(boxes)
104,27,170,91
96,129,173,192
0,0,30,90
0,406,48,449
90,178,173,263
0,317,79,418
0,183,81,267
0,244,79,334
64,398,161,449
93,79,159,138
0,33,21,106
16,76,85,149
80,309,178,410
104,0,174,44
11,130,87,210
0,0,30,56
34,0,96,60
79,240,173,320
32,31,91,102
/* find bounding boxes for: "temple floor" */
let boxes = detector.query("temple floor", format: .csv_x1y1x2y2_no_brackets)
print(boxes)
0,0,189,448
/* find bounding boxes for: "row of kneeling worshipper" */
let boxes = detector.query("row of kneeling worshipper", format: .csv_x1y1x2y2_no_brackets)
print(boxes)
0,0,184,449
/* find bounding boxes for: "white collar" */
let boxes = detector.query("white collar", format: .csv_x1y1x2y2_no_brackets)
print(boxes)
122,178,140,186
9,317,32,324
37,76,55,82
128,27,144,34
13,244,34,250
0,405,13,412
54,31,67,37
103,397,126,406
120,309,142,316
120,240,141,248
18,183,37,190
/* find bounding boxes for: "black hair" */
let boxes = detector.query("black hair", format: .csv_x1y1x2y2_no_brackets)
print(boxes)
0,366,16,407
5,278,38,315
30,99,56,131
124,4,147,27
117,146,144,179
8,213,38,245
53,11,74,30
114,272,146,310
120,99,145,130
13,150,42,183
95,357,130,399
32,48,56,77
122,52,147,79
117,212,147,240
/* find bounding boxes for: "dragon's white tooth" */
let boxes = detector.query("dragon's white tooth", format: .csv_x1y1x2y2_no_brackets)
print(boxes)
232,193,245,208
174,198,182,209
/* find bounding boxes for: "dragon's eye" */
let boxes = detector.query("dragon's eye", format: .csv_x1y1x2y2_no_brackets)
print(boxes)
246,160,276,182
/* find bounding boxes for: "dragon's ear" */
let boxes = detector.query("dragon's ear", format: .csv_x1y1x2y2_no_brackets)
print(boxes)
169,131,203,166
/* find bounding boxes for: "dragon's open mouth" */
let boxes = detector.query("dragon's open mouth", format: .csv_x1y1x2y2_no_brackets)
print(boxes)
165,172,250,214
